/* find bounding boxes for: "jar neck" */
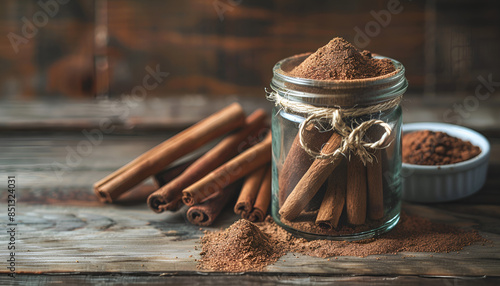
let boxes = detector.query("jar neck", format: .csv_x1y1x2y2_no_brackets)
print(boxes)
270,54,408,108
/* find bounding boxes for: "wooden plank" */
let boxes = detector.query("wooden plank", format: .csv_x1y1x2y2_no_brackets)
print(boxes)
0,202,498,276
1,274,499,286
0,96,270,131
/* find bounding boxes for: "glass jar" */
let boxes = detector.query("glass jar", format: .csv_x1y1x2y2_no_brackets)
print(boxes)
269,54,408,241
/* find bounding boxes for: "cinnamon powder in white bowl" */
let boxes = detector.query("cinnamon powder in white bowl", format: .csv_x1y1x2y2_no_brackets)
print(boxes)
401,122,490,203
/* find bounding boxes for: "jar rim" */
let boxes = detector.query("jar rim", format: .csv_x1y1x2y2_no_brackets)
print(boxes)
270,53,408,107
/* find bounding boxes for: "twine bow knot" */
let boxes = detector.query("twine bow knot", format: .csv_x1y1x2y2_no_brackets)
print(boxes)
267,90,401,165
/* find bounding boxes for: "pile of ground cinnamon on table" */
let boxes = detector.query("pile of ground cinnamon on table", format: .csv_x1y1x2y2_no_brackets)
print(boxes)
288,37,395,80
198,213,486,272
403,130,481,165
199,219,287,272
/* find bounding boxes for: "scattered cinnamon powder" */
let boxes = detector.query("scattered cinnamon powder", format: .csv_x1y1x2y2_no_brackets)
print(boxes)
403,130,481,165
198,213,486,272
279,209,382,236
288,37,395,80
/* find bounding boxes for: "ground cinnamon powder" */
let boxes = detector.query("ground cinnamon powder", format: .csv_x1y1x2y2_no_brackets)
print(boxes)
288,37,395,80
199,219,286,272
198,213,486,272
403,130,481,165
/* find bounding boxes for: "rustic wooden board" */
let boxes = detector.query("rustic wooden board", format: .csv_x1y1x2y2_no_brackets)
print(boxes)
1,130,499,279
0,96,270,131
0,202,498,276
1,274,499,286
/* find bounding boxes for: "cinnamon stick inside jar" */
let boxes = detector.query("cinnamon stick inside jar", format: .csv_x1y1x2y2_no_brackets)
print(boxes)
315,159,347,229
94,103,246,203
148,109,267,213
366,150,384,220
279,125,332,207
346,154,367,225
279,132,342,221
182,132,272,206
365,125,388,220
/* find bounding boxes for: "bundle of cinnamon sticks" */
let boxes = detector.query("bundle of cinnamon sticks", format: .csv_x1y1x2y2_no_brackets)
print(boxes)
94,103,272,226
278,124,387,231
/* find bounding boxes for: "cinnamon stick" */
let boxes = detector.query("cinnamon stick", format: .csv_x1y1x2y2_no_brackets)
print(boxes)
366,149,384,220
279,132,342,221
346,154,367,225
152,158,197,188
279,125,332,207
365,125,387,220
148,109,267,212
305,183,327,212
115,159,197,205
234,167,267,217
114,184,157,205
315,159,347,229
186,182,241,226
248,166,272,222
94,103,246,203
182,132,272,206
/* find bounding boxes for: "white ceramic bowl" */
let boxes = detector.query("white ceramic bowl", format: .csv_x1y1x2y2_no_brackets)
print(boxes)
401,122,490,203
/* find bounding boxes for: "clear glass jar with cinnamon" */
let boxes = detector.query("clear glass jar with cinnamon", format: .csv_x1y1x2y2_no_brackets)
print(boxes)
269,48,408,240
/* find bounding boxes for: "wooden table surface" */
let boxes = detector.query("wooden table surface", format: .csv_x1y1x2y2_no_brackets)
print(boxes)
1,125,499,285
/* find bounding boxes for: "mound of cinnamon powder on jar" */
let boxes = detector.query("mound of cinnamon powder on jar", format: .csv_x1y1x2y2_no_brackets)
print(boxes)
198,213,486,272
403,130,481,165
288,37,395,80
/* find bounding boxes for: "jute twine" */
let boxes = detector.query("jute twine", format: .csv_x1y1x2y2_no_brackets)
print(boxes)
267,91,402,165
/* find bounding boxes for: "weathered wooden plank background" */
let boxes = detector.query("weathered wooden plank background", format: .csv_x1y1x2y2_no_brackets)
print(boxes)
1,0,500,99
